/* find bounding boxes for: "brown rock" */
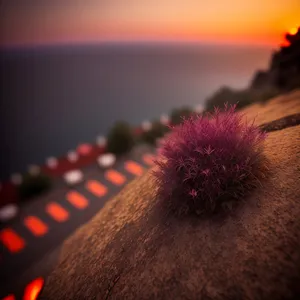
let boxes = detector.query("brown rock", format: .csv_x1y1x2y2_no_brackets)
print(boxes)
240,89,300,125
41,94,300,300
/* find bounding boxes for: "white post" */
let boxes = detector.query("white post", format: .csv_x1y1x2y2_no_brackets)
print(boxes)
46,157,58,169
141,120,152,131
96,136,107,147
67,151,78,163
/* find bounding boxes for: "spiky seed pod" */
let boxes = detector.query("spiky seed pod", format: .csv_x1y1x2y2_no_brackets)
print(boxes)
153,104,267,215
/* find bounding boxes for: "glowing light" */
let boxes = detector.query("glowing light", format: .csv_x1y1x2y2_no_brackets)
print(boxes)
46,202,69,222
24,216,48,237
97,153,116,168
0,204,19,223
86,180,107,197
124,161,144,176
63,169,84,186
46,157,58,169
23,277,44,300
105,169,126,186
289,27,298,35
66,191,88,209
77,143,92,156
67,151,78,163
0,228,25,253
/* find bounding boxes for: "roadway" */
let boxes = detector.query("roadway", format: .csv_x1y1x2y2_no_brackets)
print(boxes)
0,145,156,299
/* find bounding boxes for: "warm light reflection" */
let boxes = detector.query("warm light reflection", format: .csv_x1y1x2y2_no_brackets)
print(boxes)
23,277,44,300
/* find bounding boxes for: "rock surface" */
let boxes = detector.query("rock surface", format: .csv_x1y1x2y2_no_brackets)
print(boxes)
240,89,300,125
41,92,300,300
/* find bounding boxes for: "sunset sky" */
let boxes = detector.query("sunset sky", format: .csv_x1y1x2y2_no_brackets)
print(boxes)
1,0,299,47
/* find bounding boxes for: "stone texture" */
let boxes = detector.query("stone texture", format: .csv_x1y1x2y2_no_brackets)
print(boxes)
41,92,300,300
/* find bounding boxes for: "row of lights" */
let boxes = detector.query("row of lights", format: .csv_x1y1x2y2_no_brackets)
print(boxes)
0,153,118,223
2,107,203,188
6,137,107,187
1,156,154,299
2,277,44,300
0,107,203,298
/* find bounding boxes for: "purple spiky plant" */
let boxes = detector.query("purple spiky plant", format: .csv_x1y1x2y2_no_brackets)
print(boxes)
153,104,267,215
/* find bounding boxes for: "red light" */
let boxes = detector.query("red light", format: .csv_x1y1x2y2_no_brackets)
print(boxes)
124,161,144,176
0,228,26,253
77,143,92,156
23,277,44,300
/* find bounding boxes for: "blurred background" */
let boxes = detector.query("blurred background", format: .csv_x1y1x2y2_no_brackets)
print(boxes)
1,0,299,180
0,1,299,299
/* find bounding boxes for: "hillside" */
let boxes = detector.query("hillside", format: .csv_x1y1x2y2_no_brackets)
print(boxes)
41,90,300,300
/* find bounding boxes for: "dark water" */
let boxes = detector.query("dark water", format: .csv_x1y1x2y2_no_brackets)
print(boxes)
0,42,272,180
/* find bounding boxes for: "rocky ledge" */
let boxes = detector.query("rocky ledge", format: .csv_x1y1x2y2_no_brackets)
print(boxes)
41,90,300,300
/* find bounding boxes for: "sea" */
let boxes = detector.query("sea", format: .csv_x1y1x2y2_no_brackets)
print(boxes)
0,42,273,180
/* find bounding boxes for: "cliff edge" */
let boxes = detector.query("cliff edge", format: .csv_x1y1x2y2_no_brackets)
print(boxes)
41,91,300,300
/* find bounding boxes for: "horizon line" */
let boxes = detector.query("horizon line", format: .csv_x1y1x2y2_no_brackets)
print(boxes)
0,38,276,51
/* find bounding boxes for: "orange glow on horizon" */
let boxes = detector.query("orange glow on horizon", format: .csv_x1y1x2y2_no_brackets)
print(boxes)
1,0,299,48
289,27,298,35
2,31,282,48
